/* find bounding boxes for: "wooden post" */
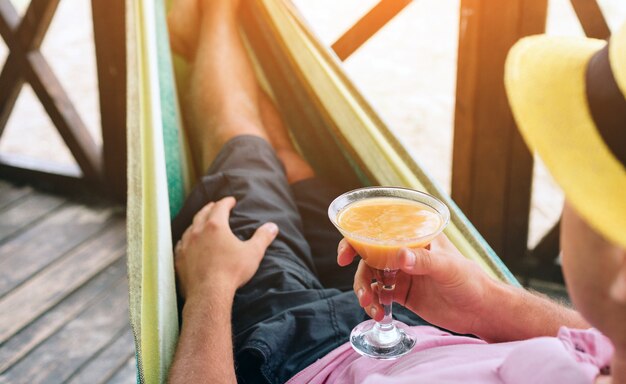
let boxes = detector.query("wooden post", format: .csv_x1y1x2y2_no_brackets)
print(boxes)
452,0,548,270
91,0,127,202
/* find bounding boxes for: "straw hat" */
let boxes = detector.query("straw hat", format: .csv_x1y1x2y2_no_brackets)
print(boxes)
505,22,626,249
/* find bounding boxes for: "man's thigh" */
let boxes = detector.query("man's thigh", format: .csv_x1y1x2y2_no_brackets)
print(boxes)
172,136,314,271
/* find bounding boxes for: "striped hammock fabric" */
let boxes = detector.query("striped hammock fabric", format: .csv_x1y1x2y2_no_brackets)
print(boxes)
126,0,519,382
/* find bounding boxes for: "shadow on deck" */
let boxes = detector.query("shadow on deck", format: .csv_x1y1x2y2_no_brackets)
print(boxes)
0,179,135,384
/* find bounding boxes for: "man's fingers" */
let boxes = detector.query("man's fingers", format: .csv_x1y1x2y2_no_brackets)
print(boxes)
192,202,215,228
399,247,452,281
337,238,357,266
209,196,237,224
354,260,374,307
247,222,279,251
366,284,384,322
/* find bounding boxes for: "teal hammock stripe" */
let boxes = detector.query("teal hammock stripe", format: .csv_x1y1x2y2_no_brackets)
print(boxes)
155,0,185,218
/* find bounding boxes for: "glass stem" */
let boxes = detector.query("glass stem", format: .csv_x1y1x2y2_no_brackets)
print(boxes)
374,269,398,333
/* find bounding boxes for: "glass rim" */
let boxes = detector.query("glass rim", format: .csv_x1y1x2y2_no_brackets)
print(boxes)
328,186,450,246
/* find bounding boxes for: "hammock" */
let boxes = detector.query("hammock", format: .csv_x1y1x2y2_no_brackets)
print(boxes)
127,0,520,382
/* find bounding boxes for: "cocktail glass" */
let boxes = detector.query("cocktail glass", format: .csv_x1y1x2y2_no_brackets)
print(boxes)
328,187,450,359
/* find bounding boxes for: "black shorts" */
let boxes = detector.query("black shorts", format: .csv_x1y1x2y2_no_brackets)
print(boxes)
172,136,427,384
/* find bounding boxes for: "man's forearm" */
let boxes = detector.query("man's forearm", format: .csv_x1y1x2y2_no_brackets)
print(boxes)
474,282,590,343
168,287,237,384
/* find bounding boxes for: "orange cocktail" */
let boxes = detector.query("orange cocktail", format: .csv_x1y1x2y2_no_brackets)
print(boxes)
329,187,449,360
337,198,442,270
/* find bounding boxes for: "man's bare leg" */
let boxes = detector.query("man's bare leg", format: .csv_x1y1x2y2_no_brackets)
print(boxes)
168,0,268,172
168,0,314,182
258,90,315,184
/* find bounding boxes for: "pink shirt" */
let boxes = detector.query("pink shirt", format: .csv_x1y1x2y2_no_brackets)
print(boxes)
288,326,613,384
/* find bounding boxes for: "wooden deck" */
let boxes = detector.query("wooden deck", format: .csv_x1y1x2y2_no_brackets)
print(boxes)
0,180,135,384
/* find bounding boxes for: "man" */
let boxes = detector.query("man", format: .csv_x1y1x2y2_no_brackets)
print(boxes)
167,0,625,382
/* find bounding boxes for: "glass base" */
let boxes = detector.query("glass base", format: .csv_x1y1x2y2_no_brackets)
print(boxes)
350,319,416,360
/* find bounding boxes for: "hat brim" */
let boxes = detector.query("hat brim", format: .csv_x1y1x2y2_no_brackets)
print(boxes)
505,36,626,249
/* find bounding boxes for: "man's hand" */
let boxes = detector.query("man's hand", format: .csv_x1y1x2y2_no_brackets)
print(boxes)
337,235,502,338
338,234,589,342
170,197,277,384
175,196,279,300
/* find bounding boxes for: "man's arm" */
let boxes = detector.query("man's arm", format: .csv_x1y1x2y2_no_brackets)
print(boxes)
169,286,237,383
340,235,589,343
167,197,278,383
470,280,589,342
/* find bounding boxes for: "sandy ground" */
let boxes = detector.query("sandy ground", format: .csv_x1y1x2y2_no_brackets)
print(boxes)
1,0,625,246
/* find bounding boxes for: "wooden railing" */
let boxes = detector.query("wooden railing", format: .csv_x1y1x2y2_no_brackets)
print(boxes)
0,0,126,201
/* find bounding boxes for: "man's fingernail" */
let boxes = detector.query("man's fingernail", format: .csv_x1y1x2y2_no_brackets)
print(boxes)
338,243,346,254
357,288,364,299
371,306,378,318
405,250,416,268
266,223,278,235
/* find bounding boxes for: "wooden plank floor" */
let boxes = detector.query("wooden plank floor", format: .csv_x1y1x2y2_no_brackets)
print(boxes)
0,180,135,384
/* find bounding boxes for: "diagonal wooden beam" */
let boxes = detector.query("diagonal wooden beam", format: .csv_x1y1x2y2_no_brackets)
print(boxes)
0,55,23,138
24,51,103,182
569,0,610,39
15,0,61,50
0,1,20,139
0,0,61,138
0,0,61,58
0,0,19,41
332,0,412,61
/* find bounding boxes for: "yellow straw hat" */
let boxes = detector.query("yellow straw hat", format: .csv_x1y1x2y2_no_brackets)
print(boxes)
505,23,626,249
